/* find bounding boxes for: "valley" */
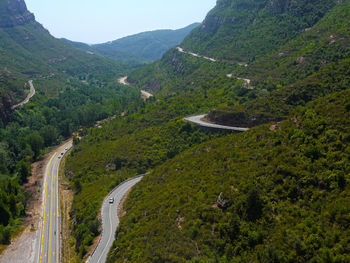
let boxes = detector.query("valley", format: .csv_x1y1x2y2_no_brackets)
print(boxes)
0,0,349,263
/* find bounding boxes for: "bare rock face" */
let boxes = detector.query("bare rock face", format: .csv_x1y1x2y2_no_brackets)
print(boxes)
0,0,35,28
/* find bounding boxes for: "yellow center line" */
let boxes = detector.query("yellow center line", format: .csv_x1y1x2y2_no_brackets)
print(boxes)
56,158,60,263
40,152,58,263
48,160,55,263
40,141,72,263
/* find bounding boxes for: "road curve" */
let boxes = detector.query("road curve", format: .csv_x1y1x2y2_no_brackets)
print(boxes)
176,47,217,62
11,80,36,110
117,76,153,101
35,140,73,263
184,114,249,132
87,176,144,263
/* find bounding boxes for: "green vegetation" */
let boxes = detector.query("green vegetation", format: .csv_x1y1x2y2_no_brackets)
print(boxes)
63,23,200,64
0,20,137,122
107,89,350,263
0,0,141,247
0,77,139,245
182,0,337,62
65,71,259,258
207,0,350,126
62,0,350,262
1,0,349,262
63,0,350,261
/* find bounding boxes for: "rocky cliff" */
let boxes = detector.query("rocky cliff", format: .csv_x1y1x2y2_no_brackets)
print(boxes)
0,0,35,28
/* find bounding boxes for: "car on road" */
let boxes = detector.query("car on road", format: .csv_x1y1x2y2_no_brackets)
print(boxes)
109,197,114,204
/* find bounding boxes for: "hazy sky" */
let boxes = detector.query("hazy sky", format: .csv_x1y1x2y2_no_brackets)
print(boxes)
25,0,216,44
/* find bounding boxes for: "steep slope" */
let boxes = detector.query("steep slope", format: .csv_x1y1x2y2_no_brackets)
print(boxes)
108,89,350,263
0,0,131,122
63,0,350,261
0,0,141,250
63,23,200,64
208,0,350,126
128,0,343,96
182,0,338,62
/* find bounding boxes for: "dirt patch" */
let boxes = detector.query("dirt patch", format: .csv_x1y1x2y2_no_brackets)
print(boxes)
118,188,133,218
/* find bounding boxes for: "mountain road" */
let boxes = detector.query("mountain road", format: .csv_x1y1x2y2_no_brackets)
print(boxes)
35,140,73,263
11,80,36,110
87,176,144,263
184,114,249,132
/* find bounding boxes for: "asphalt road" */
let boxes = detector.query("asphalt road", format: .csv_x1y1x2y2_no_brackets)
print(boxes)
184,114,249,132
35,141,73,263
88,176,143,263
176,46,217,62
117,76,153,101
11,80,36,110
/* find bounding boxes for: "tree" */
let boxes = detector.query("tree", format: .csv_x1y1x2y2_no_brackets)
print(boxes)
246,187,263,221
40,125,58,147
16,160,31,184
26,133,44,159
0,204,10,226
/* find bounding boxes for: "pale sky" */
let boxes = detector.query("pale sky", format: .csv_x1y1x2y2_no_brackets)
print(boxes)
25,0,216,44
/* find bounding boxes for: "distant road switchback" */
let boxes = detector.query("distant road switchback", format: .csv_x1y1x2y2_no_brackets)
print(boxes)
117,76,153,101
11,80,36,110
184,114,249,132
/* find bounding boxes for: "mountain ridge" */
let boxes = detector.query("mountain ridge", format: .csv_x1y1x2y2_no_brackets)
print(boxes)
62,23,200,64
0,0,34,27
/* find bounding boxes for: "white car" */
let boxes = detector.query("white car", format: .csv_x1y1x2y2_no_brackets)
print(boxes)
109,197,114,204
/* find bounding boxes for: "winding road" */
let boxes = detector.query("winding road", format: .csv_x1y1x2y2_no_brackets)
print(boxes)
184,114,249,132
176,46,217,62
11,80,36,110
35,140,73,263
87,176,144,263
117,76,153,101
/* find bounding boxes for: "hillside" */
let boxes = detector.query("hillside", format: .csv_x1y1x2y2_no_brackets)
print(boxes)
0,0,141,249
63,23,200,64
182,0,338,62
107,89,350,263
0,0,134,123
63,0,350,262
208,0,350,126
60,38,148,65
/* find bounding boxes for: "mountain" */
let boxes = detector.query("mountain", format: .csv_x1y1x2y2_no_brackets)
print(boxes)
62,23,200,64
0,0,133,123
62,0,350,262
0,0,140,247
182,0,338,62
61,38,149,65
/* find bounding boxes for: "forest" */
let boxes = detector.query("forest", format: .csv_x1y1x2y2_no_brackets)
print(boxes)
64,0,350,262
1,0,349,261
0,75,140,247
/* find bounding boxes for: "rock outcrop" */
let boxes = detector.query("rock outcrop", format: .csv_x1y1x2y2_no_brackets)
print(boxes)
0,0,35,28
